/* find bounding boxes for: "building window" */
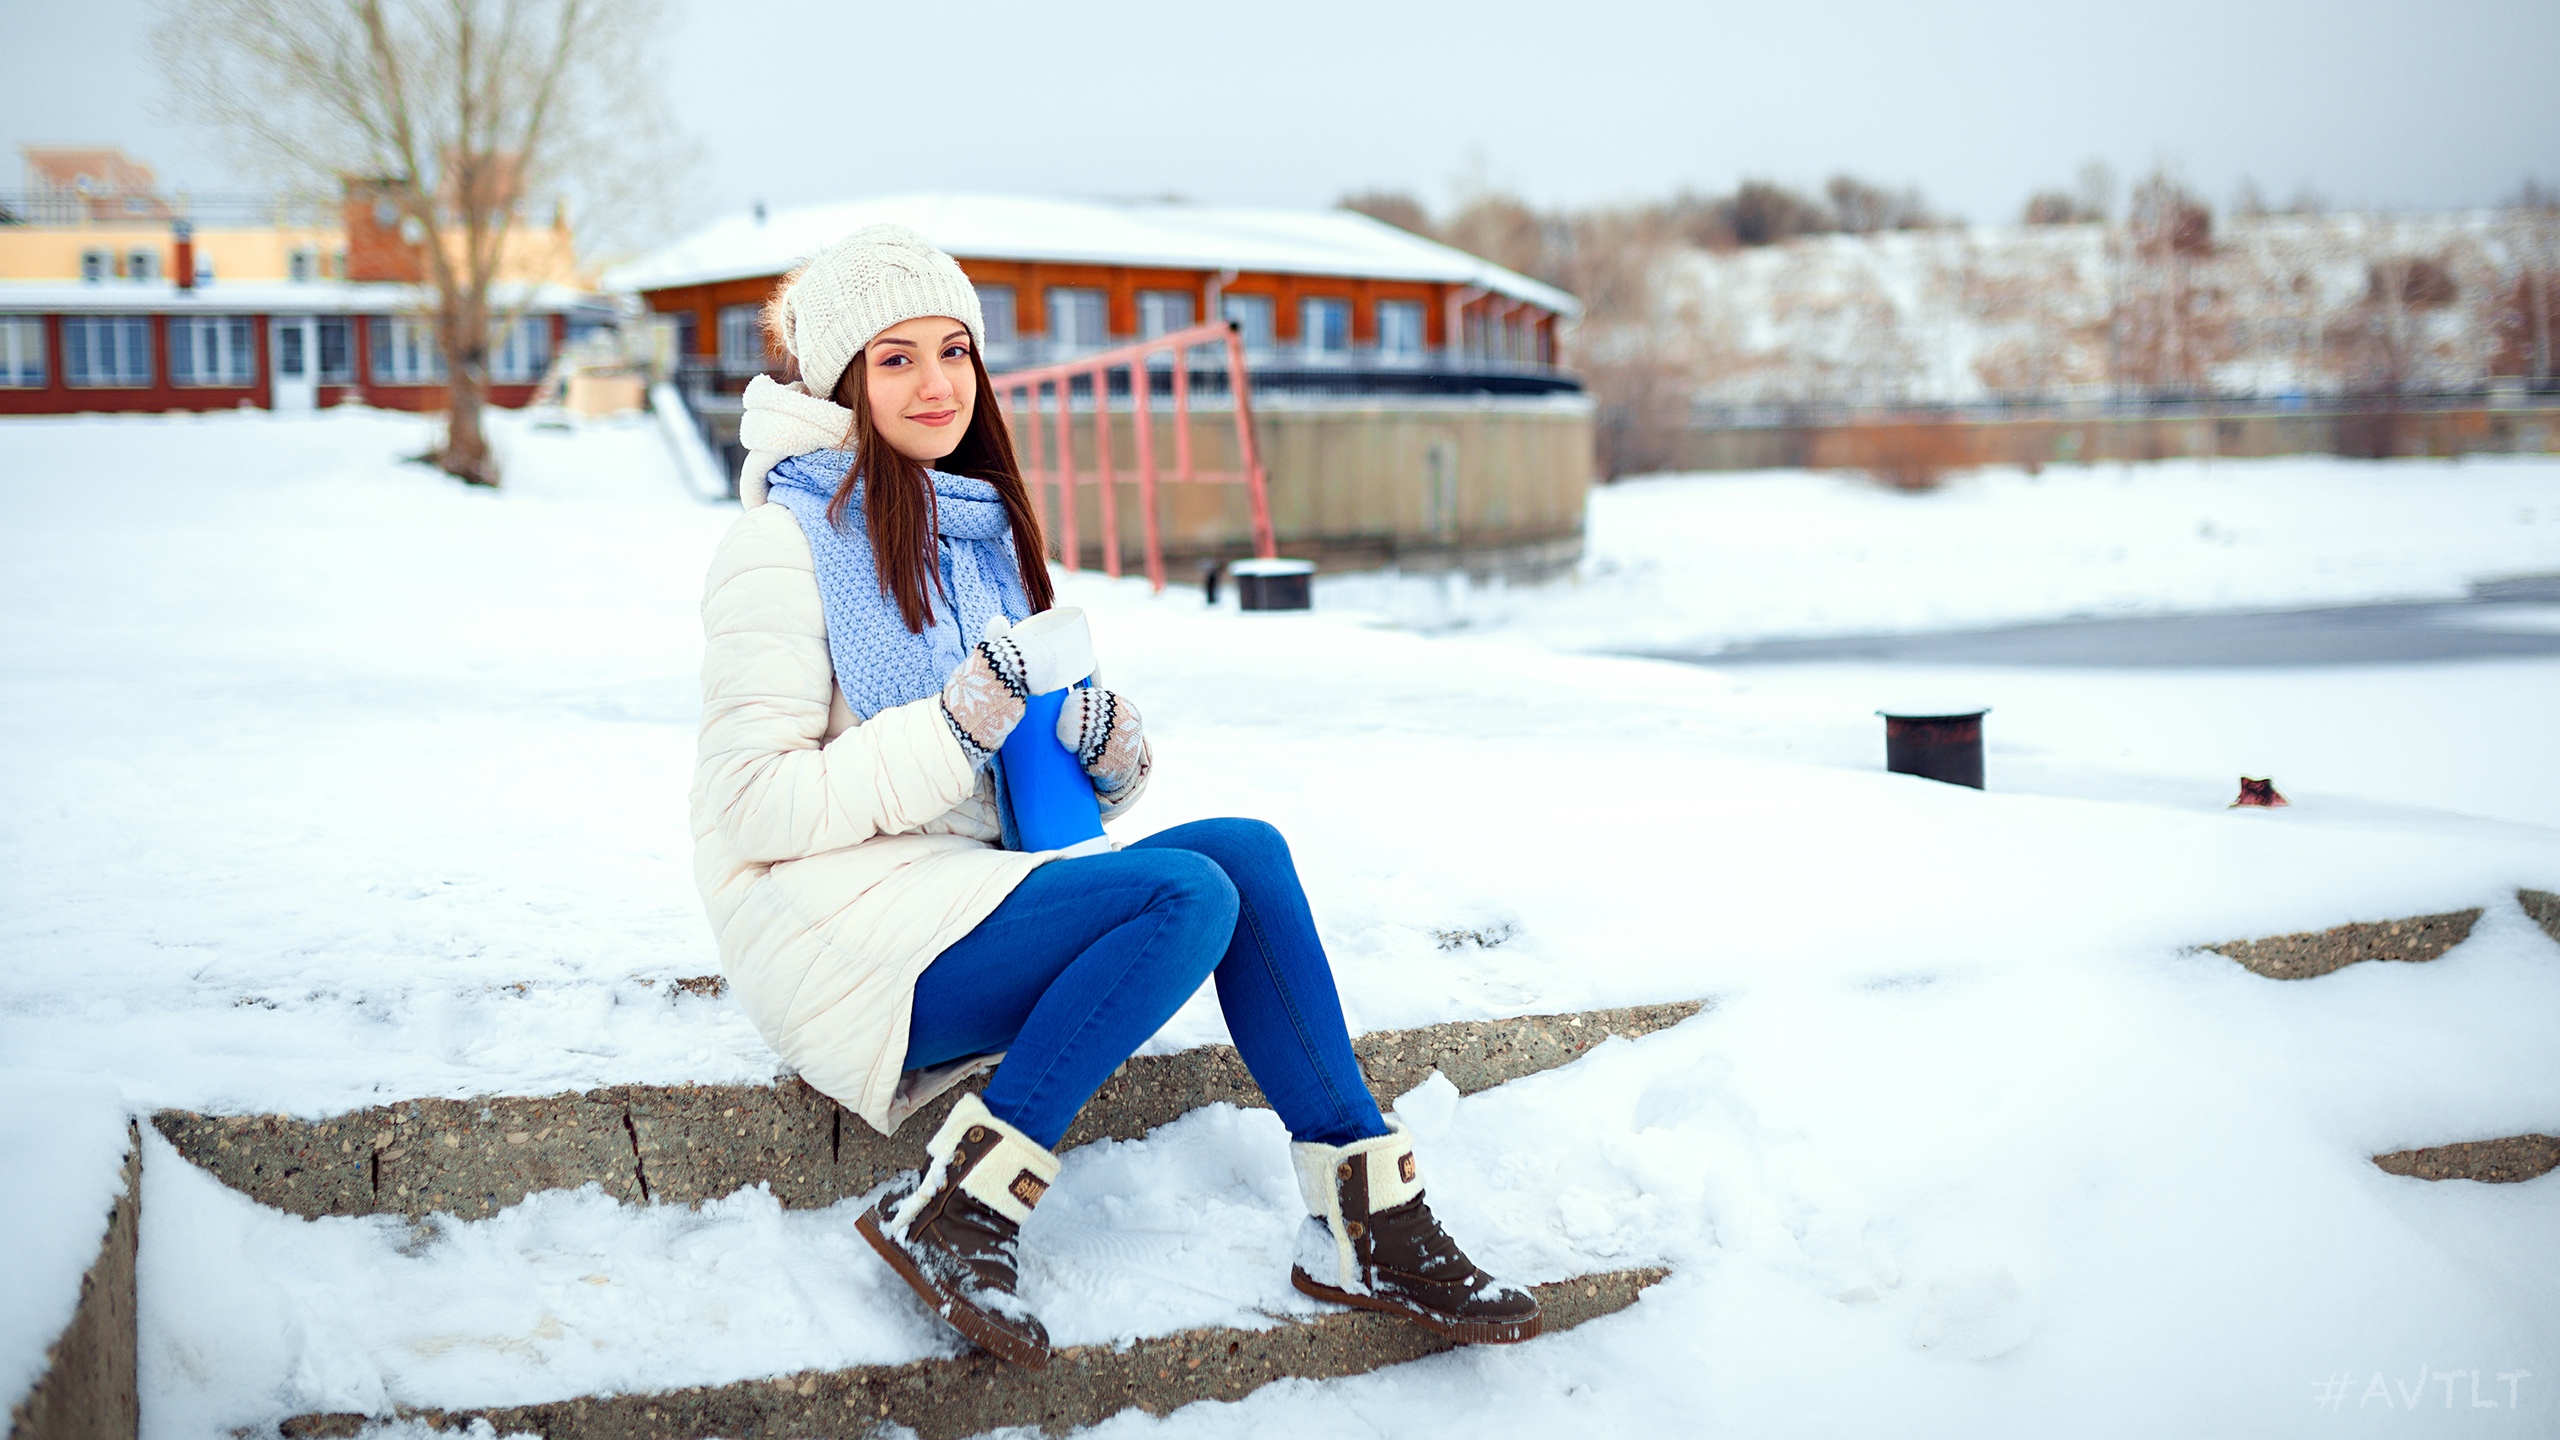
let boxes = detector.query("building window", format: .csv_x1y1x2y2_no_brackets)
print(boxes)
491,315,553,383
1137,290,1193,339
717,302,763,372
0,317,45,387
978,284,1017,345
1300,297,1351,358
316,315,355,382
370,315,447,384
63,316,153,387
1221,293,1274,353
1045,287,1108,354
288,247,320,283
170,316,257,386
80,249,112,283
1376,300,1426,362
126,249,160,283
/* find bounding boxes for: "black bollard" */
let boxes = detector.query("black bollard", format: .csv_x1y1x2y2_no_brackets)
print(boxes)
1232,558,1315,611
1201,560,1222,607
1877,708,1989,789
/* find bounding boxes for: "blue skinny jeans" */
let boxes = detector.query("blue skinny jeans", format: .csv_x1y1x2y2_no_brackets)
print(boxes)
904,817,1390,1151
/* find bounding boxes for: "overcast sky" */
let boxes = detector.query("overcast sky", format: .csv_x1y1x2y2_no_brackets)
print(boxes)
6,0,2555,246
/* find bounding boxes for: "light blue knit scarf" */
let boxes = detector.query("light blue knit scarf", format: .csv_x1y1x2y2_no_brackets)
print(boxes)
762,448,1032,723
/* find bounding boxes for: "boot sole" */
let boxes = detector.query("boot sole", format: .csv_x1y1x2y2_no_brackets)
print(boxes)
857,1206,1051,1371
1291,1267,1543,1345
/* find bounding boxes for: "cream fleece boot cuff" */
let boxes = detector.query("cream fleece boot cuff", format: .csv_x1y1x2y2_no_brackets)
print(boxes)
891,1092,1061,1234
1290,1122,1424,1285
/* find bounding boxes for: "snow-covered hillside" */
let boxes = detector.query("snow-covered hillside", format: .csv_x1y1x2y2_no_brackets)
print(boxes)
2,411,2555,1436
1664,211,2556,405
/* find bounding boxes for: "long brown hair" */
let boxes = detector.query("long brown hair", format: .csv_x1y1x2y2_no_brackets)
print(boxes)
827,346,1054,634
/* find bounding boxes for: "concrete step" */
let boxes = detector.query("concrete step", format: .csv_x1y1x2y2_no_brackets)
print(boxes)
2522,888,2560,946
155,1002,1706,1222
2197,896,2559,1183
7,1116,139,1440
275,1265,1670,1440
2203,906,2483,980
2373,1134,2560,1184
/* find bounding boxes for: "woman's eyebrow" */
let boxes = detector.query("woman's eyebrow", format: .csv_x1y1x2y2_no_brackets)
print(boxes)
944,329,971,344
871,337,919,350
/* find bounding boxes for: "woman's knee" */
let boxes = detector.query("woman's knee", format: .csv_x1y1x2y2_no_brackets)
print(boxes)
1133,849,1240,940
1174,816,1291,873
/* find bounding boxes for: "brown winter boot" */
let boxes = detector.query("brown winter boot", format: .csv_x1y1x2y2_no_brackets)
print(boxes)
1289,1122,1542,1344
856,1092,1062,1370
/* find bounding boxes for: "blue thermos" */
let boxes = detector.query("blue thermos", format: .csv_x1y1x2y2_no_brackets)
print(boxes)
995,608,1112,856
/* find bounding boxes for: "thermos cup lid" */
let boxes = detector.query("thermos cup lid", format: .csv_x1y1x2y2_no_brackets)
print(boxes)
1010,606,1096,694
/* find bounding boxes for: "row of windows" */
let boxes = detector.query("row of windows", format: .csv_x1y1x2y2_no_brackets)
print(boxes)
78,246,342,285
710,287,1444,365
0,314,552,389
984,287,1433,358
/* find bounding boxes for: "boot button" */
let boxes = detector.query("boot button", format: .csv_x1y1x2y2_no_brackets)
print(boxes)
1337,1163,1352,1180
1346,1220,1364,1237
967,1127,986,1143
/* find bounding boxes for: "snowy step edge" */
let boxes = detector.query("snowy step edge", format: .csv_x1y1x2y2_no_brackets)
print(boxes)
153,1001,1710,1224
273,1265,1671,1440
2199,905,2488,981
8,1121,140,1440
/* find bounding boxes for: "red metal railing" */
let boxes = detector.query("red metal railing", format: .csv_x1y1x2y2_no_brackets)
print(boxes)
989,319,1274,592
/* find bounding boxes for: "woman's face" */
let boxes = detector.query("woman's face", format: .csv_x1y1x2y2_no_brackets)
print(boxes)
859,314,976,463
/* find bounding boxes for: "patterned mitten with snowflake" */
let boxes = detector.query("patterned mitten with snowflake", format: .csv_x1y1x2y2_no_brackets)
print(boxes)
939,638,1031,768
1055,686,1151,795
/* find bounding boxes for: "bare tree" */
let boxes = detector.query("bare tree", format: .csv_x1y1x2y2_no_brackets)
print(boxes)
2493,180,2559,387
154,0,681,485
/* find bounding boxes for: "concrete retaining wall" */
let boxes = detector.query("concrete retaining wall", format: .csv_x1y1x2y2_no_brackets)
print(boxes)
1027,397,1596,581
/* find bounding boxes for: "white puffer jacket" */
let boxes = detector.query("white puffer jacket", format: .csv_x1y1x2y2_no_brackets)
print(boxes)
689,485,1145,1135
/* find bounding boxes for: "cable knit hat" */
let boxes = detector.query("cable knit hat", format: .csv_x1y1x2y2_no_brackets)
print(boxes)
767,223,986,402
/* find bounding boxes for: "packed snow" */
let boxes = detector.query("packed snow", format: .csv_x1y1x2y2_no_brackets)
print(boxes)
2,410,2556,1436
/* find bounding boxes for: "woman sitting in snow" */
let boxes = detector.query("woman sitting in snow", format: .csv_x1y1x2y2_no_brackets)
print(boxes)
688,225,1537,1369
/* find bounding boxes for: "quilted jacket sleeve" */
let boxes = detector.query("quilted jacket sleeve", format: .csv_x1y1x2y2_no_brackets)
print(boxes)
694,506,980,865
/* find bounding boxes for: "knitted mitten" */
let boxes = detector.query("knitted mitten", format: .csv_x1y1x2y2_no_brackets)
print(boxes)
940,638,1031,767
1055,687,1150,794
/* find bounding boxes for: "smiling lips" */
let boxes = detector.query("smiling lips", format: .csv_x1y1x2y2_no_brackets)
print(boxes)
906,409,959,428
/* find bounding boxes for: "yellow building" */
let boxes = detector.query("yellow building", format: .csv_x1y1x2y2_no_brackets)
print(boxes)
0,146,596,416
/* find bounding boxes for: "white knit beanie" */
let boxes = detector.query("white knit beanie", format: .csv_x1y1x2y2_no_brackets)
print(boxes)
769,223,986,402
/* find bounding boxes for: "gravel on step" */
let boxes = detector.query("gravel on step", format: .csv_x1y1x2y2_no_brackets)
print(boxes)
2372,1134,2560,1184
2204,908,2483,980
2519,889,2560,947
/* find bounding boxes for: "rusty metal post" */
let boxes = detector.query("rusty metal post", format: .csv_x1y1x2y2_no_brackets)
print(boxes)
1223,324,1277,558
1171,341,1195,482
1130,348,1164,592
1051,377,1079,567
1012,381,1046,550
1091,361,1121,579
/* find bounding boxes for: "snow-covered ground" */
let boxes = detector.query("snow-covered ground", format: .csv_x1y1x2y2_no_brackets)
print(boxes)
2,412,2556,1436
